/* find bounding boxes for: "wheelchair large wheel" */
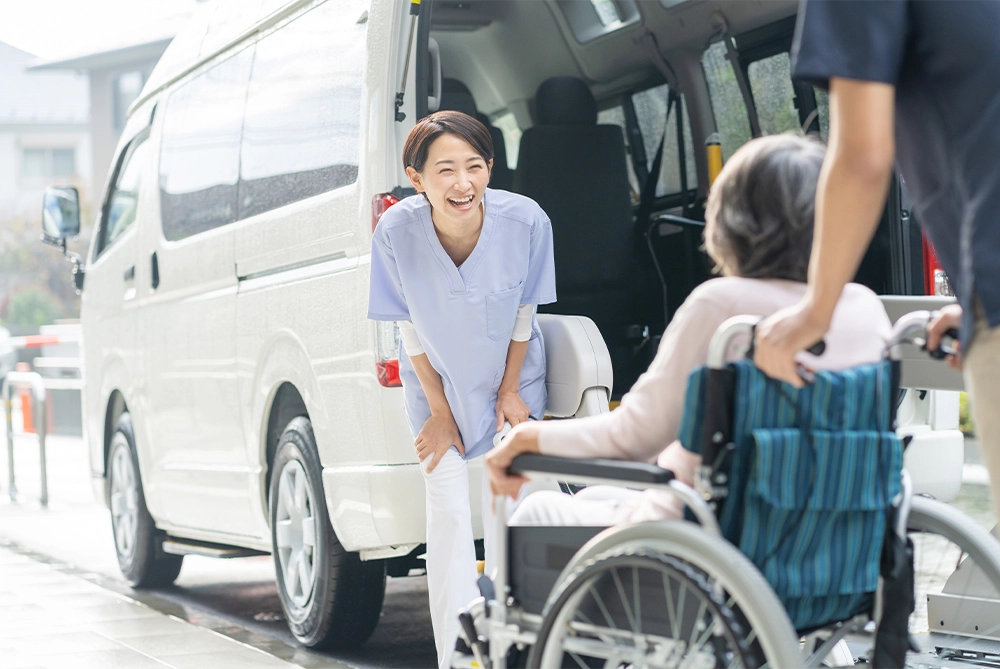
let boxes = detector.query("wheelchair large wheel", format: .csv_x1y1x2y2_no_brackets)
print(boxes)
907,495,1000,646
531,549,758,668
535,522,802,668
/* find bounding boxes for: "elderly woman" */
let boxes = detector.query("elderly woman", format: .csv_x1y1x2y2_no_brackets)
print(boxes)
485,133,893,525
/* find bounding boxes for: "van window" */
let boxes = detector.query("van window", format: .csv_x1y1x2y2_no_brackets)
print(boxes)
815,87,830,141
238,0,365,219
96,136,150,257
159,48,253,242
702,41,752,161
597,105,641,199
746,53,799,135
630,85,696,197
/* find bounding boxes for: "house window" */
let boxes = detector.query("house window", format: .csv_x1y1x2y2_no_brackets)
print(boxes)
113,71,146,131
22,148,76,179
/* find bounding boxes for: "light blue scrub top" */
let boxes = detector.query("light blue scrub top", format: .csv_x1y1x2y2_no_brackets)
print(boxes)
368,189,557,460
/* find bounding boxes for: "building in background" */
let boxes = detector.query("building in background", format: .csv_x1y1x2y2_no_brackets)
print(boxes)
0,41,89,221
31,38,172,204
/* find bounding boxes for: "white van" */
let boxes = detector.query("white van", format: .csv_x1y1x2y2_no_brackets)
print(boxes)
41,0,964,651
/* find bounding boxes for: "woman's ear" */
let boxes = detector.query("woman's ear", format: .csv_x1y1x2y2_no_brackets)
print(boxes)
488,158,494,173
405,166,424,192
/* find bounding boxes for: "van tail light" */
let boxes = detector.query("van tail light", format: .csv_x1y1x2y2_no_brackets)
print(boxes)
373,192,403,386
375,321,402,387
922,235,954,297
372,192,400,232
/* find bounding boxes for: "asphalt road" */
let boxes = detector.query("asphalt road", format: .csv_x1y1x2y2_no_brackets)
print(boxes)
0,432,437,669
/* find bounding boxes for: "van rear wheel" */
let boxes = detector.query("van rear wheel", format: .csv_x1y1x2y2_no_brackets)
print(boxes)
108,413,184,587
270,417,386,649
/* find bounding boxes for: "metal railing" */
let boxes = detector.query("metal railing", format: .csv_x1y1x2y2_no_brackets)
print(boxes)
2,371,48,506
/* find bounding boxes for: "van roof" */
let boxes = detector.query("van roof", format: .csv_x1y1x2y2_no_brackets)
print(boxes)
128,0,306,119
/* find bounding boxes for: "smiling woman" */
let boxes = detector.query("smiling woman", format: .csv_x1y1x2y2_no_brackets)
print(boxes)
367,109,557,669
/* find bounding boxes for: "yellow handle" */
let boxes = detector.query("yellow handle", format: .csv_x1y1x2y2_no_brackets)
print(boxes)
706,132,723,187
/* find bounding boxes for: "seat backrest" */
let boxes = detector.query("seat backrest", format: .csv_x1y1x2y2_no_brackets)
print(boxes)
513,76,639,390
440,78,512,191
679,359,903,631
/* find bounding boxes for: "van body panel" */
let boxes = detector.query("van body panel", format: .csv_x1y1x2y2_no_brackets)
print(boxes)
83,105,156,504
81,229,139,479
136,77,256,536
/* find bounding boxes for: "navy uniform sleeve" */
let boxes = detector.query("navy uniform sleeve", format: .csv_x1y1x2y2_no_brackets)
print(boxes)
791,0,909,90
367,225,411,322
521,213,557,306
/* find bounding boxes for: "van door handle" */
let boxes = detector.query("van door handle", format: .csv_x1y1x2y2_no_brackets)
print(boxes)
151,252,160,290
123,265,135,281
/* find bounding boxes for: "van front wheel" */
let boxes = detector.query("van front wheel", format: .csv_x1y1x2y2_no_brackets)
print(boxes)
107,413,184,587
270,417,386,649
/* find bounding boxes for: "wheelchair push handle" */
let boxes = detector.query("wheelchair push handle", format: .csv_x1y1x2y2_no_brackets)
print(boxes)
707,315,825,370
887,309,961,361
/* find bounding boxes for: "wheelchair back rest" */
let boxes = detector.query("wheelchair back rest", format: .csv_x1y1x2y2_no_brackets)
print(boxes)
536,313,613,418
679,359,905,631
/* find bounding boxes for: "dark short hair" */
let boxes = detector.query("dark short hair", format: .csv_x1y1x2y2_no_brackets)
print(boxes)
402,110,494,172
705,134,826,282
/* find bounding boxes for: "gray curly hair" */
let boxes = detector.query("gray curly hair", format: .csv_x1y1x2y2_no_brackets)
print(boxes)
705,134,826,282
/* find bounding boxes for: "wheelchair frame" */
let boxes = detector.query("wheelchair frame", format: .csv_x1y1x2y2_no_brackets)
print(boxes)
455,311,1000,669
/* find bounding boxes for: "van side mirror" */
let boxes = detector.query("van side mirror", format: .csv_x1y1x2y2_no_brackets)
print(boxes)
42,186,81,242
41,185,85,294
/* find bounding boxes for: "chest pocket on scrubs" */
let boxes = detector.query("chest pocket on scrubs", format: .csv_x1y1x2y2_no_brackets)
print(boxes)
486,282,523,341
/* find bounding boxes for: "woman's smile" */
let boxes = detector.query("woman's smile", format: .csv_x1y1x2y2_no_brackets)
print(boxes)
407,132,493,232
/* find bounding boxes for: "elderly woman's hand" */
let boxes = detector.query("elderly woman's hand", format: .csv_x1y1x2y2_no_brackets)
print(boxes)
486,421,542,500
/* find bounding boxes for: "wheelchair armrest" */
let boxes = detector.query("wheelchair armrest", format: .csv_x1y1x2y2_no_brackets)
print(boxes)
509,454,675,484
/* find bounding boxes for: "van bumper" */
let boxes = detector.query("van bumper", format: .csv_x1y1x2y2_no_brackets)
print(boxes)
322,459,486,553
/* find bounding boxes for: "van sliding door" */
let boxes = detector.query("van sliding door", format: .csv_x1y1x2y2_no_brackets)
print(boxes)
138,46,256,536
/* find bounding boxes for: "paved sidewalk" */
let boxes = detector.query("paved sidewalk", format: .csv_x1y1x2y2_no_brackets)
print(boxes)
0,544,333,669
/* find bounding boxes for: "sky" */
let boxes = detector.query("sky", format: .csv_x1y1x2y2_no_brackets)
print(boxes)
0,0,204,61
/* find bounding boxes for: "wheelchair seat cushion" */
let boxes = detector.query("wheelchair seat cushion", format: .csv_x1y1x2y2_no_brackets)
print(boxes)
679,360,903,630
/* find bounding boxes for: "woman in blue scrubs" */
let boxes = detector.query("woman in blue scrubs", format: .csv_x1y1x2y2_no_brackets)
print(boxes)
368,110,556,668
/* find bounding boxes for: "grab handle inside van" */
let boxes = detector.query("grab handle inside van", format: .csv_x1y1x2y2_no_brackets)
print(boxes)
427,38,442,113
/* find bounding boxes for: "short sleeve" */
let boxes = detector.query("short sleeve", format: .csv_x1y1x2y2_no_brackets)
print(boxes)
367,227,410,322
791,0,909,90
520,215,557,305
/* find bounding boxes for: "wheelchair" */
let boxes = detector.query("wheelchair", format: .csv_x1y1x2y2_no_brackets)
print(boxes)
453,311,1000,668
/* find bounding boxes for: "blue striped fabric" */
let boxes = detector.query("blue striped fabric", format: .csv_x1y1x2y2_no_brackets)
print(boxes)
678,360,903,630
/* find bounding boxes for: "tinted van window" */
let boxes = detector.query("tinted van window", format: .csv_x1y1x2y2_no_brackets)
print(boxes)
159,48,253,242
238,1,365,219
630,85,696,197
747,53,799,135
702,41,752,161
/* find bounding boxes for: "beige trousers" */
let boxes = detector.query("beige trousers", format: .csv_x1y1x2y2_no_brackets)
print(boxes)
964,301,1000,525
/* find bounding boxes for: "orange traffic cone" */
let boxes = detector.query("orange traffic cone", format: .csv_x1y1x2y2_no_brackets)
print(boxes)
15,362,33,433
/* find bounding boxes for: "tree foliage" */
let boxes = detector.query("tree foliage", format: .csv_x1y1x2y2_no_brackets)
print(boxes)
0,211,90,331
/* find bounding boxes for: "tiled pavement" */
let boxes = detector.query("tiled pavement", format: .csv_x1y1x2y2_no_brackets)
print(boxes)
0,545,324,669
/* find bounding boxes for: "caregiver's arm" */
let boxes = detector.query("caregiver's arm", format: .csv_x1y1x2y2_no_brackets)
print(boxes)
755,78,896,386
409,352,464,472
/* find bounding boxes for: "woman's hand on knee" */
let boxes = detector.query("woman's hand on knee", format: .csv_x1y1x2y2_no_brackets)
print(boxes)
496,390,530,431
416,413,464,473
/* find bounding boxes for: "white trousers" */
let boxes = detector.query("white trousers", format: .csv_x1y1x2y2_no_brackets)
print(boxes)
422,449,553,669
508,485,641,527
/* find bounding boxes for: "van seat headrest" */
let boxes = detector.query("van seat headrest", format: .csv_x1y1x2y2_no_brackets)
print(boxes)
443,78,473,96
438,90,478,118
535,76,597,126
